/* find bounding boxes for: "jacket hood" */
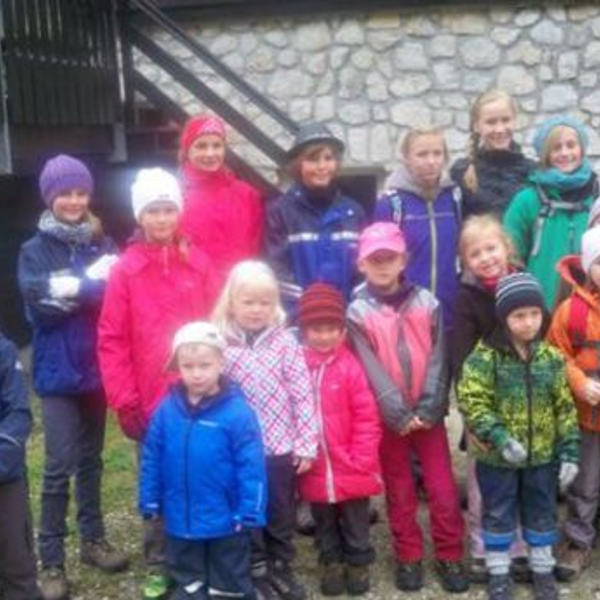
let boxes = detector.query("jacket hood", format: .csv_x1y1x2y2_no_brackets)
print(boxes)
384,162,454,197
557,254,598,308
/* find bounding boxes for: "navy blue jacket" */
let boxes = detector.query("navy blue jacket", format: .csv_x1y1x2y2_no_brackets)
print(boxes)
0,333,32,483
139,379,266,540
17,229,116,397
266,183,366,314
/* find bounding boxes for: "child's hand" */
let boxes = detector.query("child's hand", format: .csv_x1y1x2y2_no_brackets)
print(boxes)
467,430,491,453
294,457,313,474
584,379,600,406
412,416,432,431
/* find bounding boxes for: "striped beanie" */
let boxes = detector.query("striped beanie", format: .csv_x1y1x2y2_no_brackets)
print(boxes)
298,282,345,328
495,273,545,322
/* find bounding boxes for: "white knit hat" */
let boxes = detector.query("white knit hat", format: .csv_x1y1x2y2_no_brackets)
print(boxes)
582,227,600,274
131,168,182,221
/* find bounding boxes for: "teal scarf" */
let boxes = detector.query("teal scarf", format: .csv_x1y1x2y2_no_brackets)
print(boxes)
529,159,593,192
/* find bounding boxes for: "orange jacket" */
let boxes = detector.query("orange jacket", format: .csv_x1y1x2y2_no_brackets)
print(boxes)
548,255,600,432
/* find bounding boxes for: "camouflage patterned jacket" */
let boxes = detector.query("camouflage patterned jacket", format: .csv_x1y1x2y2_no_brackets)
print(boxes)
457,330,579,468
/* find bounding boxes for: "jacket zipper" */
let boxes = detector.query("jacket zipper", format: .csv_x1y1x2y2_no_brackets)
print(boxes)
314,364,336,503
184,419,193,533
426,201,437,295
525,361,533,465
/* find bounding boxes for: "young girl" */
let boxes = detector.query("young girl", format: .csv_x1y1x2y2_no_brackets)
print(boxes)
140,321,266,600
374,127,461,332
504,115,598,309
458,273,580,600
98,167,217,600
212,260,317,600
266,123,366,315
17,154,126,600
179,114,264,288
347,222,468,594
451,215,530,583
450,89,534,218
297,283,382,597
548,227,600,582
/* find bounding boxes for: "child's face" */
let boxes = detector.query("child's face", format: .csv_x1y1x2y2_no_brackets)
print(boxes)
177,344,223,400
187,134,226,172
304,322,344,354
589,260,600,289
404,134,446,189
547,127,583,173
299,146,338,189
506,306,543,345
463,230,509,280
51,188,90,224
139,201,180,244
231,284,277,332
474,99,515,151
358,250,407,293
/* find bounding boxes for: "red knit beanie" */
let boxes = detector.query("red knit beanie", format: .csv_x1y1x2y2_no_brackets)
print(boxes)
298,283,345,328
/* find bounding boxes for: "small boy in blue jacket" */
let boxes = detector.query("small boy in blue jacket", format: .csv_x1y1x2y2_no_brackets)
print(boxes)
0,331,41,599
139,321,266,600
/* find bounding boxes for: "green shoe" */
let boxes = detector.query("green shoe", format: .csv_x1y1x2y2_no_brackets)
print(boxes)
142,573,171,600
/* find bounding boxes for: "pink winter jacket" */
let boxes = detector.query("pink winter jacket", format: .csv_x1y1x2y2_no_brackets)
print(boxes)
299,343,383,504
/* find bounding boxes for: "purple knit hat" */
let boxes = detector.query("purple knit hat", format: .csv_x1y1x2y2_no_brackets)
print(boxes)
39,154,94,206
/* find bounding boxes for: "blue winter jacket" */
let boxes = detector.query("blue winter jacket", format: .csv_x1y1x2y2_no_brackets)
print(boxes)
0,332,32,483
266,183,366,314
139,379,267,540
17,227,116,397
374,165,461,332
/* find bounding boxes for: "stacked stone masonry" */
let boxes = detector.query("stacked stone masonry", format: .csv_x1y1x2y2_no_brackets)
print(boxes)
136,3,600,182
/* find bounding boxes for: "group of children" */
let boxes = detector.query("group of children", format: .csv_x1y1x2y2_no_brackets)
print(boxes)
2,88,600,600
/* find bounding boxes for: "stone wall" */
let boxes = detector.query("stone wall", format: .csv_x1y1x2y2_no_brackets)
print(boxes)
136,3,600,183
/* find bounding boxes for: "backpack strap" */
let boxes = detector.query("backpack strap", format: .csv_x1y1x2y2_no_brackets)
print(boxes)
567,293,590,349
452,185,463,224
387,190,404,227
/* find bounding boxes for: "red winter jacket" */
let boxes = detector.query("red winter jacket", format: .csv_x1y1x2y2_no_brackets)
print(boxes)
180,165,263,287
298,343,383,504
98,239,218,440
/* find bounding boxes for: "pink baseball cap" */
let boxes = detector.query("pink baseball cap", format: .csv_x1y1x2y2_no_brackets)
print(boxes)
357,222,406,262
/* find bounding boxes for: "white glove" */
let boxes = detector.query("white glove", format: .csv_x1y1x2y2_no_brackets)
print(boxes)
49,275,81,299
85,254,119,280
501,438,527,465
559,462,579,492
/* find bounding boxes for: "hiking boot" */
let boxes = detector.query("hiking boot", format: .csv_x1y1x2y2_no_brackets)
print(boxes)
510,556,532,583
345,564,370,596
436,560,470,593
39,567,69,600
268,560,306,600
253,575,280,600
468,557,488,584
554,541,591,582
368,507,379,526
395,561,423,591
142,572,171,600
532,572,558,600
80,538,129,573
295,501,316,536
487,573,513,600
319,561,344,596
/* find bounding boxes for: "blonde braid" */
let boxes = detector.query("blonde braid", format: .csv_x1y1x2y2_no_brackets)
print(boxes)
463,130,480,193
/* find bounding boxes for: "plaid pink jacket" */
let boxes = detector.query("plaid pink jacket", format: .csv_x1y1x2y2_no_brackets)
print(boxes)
223,326,318,458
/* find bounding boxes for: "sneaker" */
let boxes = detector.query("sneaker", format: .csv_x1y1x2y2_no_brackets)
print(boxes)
253,575,280,600
268,560,306,600
554,541,591,582
468,557,488,584
319,561,345,596
142,572,171,600
532,572,558,600
487,573,513,600
436,560,470,593
345,564,370,596
39,567,69,600
510,556,532,583
395,561,423,591
80,538,129,573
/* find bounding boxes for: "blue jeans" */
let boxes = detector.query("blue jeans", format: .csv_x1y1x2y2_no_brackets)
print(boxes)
38,394,106,567
476,461,558,551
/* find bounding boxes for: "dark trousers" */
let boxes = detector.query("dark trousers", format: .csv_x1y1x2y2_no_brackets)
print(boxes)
251,453,296,571
311,498,374,566
0,478,41,599
476,461,558,551
38,394,106,567
166,533,255,599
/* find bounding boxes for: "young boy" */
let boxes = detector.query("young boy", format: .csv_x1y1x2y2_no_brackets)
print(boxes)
347,222,468,594
458,273,580,600
0,331,42,600
139,321,266,600
297,283,382,596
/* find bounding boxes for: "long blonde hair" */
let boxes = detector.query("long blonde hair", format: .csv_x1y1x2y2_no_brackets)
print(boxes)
399,127,448,162
212,260,287,339
463,89,518,193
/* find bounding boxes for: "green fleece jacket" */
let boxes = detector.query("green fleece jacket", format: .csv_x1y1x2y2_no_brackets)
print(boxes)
457,331,579,468
503,181,594,309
